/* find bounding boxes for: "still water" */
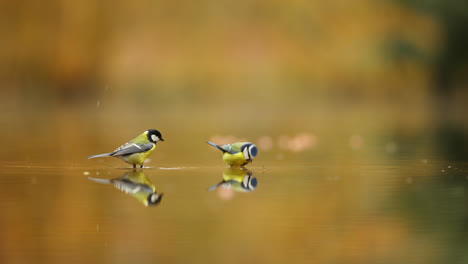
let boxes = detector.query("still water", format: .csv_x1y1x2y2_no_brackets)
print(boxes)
0,104,467,263
1,158,467,264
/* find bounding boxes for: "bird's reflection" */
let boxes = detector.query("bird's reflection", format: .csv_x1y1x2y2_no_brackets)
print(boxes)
208,168,257,192
88,170,163,207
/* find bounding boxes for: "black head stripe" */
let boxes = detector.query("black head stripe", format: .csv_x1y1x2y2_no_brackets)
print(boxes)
147,192,163,206
147,129,163,143
241,143,252,151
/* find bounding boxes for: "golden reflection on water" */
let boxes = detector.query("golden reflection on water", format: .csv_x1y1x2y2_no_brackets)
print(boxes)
0,100,467,264
88,170,163,207
1,151,468,264
207,168,257,200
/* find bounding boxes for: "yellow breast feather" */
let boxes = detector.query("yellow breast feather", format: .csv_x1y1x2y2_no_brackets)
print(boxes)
222,152,248,166
122,144,156,165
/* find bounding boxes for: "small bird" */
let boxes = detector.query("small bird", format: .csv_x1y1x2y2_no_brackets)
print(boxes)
206,141,257,167
88,170,163,207
208,168,258,192
88,129,164,168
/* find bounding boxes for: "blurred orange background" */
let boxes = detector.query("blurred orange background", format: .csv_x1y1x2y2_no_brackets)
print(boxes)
1,1,468,264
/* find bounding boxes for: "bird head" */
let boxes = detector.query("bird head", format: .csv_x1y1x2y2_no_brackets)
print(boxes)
147,193,163,206
241,171,257,191
147,129,164,143
242,143,258,162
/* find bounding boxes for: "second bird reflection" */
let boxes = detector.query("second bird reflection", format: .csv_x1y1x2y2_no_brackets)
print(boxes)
208,168,258,192
88,170,163,207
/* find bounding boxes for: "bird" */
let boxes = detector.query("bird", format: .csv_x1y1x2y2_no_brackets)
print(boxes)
206,141,257,167
88,170,163,207
88,129,164,168
207,168,257,192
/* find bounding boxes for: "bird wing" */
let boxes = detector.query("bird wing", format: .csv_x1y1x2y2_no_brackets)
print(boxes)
229,142,251,153
119,171,156,191
110,142,154,157
87,177,112,184
207,142,236,154
112,179,154,194
207,180,226,191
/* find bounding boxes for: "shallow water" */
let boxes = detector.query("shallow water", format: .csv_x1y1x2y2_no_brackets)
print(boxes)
1,105,467,263
1,158,468,264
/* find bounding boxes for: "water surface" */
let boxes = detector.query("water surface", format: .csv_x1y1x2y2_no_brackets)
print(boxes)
1,157,467,264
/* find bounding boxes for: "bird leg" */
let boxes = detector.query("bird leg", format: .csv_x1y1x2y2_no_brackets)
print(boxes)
133,164,136,169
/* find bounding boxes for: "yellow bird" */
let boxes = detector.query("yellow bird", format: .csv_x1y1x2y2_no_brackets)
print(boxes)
208,168,257,192
88,129,164,168
206,141,258,167
88,170,163,207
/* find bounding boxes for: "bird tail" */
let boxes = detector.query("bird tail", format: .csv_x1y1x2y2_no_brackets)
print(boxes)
87,153,111,159
87,177,111,184
207,182,224,191
206,141,225,152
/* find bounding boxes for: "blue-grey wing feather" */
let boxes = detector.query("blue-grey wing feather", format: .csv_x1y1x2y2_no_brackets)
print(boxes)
220,145,236,154
206,141,236,154
111,143,154,156
112,179,154,194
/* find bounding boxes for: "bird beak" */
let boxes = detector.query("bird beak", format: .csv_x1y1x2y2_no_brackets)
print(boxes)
160,138,164,142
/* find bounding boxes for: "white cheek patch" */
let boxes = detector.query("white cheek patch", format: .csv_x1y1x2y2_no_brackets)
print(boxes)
243,175,250,187
243,148,250,160
151,134,158,142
